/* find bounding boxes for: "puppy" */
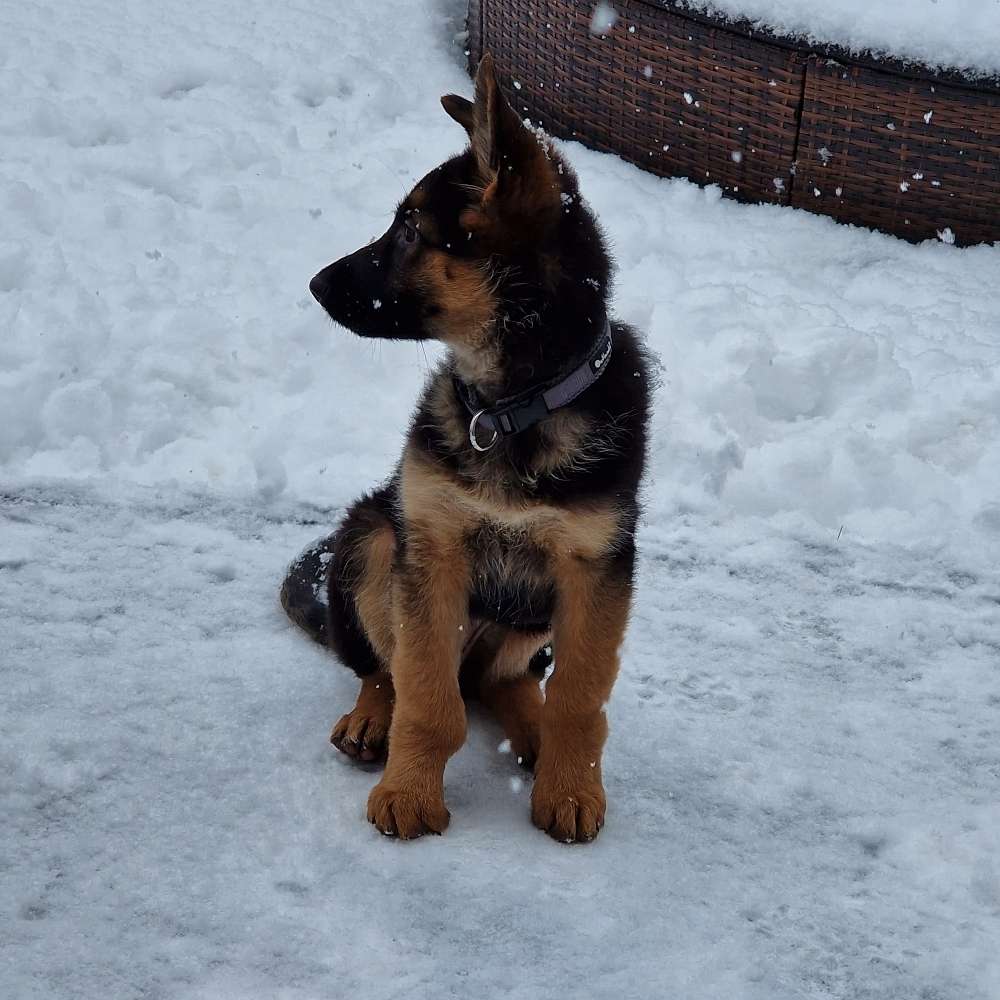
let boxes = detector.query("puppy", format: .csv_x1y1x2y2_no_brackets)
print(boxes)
281,54,651,842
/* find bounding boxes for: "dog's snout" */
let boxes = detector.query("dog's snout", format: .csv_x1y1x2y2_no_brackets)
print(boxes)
308,236,416,339
309,271,329,305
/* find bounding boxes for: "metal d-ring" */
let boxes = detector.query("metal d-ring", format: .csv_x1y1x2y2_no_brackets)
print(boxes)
469,409,499,452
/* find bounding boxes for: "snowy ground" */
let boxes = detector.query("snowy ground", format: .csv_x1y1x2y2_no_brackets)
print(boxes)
3,1,1000,998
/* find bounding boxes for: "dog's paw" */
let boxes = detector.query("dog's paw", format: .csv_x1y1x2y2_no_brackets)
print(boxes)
367,781,450,839
531,776,606,843
331,708,389,763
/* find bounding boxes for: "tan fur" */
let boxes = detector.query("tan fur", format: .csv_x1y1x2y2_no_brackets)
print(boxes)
402,447,620,559
411,252,498,378
531,559,632,842
483,629,551,685
351,515,397,664
479,670,544,770
365,491,471,838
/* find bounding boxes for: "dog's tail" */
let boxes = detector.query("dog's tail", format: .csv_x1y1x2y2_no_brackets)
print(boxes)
279,533,338,646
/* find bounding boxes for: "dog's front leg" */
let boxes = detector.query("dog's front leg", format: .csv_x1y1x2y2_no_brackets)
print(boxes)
366,530,469,839
532,553,633,843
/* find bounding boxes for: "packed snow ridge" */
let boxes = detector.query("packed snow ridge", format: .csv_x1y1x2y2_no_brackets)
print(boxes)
682,0,1000,77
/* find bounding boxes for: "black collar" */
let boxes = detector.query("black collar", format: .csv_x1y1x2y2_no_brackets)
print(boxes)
452,318,613,452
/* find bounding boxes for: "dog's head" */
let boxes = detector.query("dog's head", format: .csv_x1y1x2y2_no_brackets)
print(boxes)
309,54,609,363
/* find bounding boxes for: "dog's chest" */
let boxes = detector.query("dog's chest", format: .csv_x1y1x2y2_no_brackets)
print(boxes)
467,517,549,584
465,516,555,629
401,450,619,613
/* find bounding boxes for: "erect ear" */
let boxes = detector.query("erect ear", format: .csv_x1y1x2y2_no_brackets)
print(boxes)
441,94,474,137
470,52,518,179
467,53,561,220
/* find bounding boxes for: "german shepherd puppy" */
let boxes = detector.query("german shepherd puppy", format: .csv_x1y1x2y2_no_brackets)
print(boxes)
281,54,650,842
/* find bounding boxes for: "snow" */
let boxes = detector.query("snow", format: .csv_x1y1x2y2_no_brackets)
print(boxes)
590,2,620,35
5,485,1000,998
681,0,1000,77
2,0,1000,997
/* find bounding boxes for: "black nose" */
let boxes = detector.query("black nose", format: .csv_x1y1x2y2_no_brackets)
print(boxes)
309,272,327,305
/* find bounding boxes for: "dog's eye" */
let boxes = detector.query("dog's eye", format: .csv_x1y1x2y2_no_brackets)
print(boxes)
402,219,418,244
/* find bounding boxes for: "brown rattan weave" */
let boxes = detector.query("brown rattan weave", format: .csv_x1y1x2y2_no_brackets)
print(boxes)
467,0,1000,245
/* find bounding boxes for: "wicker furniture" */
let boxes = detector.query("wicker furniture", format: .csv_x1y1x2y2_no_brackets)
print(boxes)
467,0,1000,245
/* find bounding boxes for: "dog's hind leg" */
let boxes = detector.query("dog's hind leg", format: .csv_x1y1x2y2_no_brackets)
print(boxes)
322,487,401,763
473,629,551,772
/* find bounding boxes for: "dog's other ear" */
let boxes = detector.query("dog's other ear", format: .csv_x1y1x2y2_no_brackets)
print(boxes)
441,94,475,137
466,52,561,225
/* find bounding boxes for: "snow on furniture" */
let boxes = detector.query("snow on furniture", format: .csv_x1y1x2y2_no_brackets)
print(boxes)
467,0,1000,245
